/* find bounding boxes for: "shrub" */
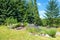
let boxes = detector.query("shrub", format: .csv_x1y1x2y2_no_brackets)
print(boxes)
46,28,56,37
27,27,38,34
23,22,28,27
9,22,28,29
38,27,47,34
5,17,18,25
9,23,21,29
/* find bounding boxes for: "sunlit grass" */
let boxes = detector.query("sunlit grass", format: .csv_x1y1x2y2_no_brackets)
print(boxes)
57,28,60,32
0,25,60,40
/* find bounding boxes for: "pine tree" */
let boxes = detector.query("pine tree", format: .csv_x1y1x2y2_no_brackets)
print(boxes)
26,0,35,23
22,0,35,23
45,0,59,27
0,0,26,24
0,0,42,26
33,0,42,26
0,0,10,24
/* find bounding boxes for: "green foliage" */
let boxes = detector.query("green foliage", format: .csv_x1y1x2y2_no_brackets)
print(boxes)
0,0,26,24
5,17,18,25
45,0,59,27
41,19,47,26
9,22,28,29
0,0,41,26
23,22,28,27
46,28,56,37
9,23,21,29
27,27,38,33
0,18,4,25
33,0,42,26
38,27,47,34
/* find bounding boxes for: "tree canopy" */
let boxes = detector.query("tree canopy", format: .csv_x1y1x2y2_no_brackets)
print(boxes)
0,0,42,26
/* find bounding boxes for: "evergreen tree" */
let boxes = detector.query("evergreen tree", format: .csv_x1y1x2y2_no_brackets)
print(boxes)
0,0,42,26
33,0,42,26
26,0,35,23
45,0,59,27
0,0,26,24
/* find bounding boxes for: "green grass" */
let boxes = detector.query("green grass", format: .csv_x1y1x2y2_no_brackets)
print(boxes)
57,28,60,32
0,26,60,40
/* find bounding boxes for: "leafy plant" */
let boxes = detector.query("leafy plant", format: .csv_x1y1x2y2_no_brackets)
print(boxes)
46,28,56,37
23,22,28,27
27,27,38,34
38,27,47,35
5,17,18,25
9,23,21,29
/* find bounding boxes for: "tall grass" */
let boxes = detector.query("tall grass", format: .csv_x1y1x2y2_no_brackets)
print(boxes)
0,26,60,40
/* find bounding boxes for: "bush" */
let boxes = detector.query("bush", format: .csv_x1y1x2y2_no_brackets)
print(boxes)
27,27,38,33
46,28,56,37
9,23,21,29
5,17,18,25
36,27,47,35
23,22,28,27
9,22,28,29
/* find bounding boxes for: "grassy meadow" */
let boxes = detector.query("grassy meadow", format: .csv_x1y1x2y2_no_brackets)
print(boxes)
0,25,60,40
